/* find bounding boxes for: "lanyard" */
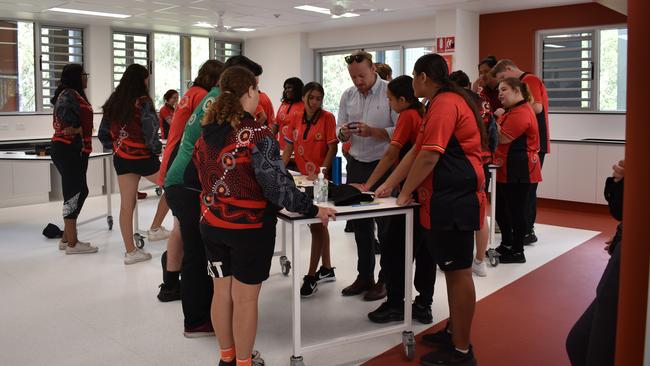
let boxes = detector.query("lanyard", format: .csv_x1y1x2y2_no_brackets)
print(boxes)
302,108,321,140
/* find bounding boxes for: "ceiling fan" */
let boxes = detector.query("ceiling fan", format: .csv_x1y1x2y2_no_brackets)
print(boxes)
195,11,255,32
329,1,389,16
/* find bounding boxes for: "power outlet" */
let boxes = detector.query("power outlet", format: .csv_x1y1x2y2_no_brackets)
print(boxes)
16,123,25,131
0,123,8,131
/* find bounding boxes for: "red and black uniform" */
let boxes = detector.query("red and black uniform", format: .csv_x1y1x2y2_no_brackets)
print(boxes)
494,100,542,255
158,103,174,140
51,88,93,219
255,91,276,129
284,108,337,176
276,100,304,150
99,95,162,176
478,85,502,113
158,86,208,186
194,113,317,284
383,107,436,309
415,91,486,271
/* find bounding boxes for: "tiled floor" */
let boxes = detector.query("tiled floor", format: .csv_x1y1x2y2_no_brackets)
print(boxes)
0,192,602,366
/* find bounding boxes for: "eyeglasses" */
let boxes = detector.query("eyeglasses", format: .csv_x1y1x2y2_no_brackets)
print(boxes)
345,54,370,64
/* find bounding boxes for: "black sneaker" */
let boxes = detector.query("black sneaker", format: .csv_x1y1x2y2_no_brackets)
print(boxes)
499,250,526,263
368,301,404,323
420,344,476,366
412,302,433,324
300,275,318,297
421,325,453,348
492,244,511,255
315,266,336,283
157,282,181,302
523,231,538,245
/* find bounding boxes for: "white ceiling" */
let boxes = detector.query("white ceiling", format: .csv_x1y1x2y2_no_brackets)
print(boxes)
0,0,595,39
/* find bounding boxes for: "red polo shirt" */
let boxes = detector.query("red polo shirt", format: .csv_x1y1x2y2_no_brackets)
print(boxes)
494,101,542,184
285,109,337,176
255,91,275,128
520,72,550,154
276,100,304,150
390,108,422,152
415,92,486,231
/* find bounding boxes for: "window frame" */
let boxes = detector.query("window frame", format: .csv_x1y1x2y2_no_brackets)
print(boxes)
111,29,152,91
536,24,627,114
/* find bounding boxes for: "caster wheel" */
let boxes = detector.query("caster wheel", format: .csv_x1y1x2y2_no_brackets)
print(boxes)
107,215,113,230
134,233,146,249
487,248,500,267
290,355,305,366
155,187,163,196
280,255,291,276
402,331,415,360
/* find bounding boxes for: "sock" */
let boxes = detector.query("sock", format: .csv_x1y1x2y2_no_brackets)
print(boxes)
220,347,236,363
455,347,469,354
236,357,251,366
474,258,483,264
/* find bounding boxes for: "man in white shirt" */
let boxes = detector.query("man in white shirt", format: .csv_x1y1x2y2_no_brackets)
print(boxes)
337,50,397,301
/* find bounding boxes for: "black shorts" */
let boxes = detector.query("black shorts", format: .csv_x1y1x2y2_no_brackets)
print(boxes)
427,229,474,272
113,154,160,176
200,216,277,285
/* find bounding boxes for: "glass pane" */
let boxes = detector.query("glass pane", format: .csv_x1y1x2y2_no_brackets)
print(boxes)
190,36,210,80
599,28,627,112
154,33,180,109
404,47,432,76
321,53,354,119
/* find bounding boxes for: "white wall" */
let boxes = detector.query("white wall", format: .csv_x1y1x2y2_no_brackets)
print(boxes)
550,113,626,140
244,33,313,108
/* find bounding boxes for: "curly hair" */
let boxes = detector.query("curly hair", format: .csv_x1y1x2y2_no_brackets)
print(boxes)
202,66,257,129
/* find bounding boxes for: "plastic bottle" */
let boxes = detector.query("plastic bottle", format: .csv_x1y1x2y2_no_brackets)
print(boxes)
313,167,328,203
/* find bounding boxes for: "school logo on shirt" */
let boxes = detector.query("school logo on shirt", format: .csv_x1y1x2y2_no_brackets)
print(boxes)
178,96,189,109
187,114,197,125
203,97,215,112
315,132,323,141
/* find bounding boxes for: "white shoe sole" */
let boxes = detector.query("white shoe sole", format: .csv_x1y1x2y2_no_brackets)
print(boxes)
124,254,152,265
65,247,99,255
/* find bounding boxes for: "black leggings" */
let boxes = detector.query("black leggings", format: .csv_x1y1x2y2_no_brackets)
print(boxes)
495,182,532,252
52,141,89,220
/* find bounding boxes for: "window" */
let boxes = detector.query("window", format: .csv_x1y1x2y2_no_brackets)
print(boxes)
153,33,181,108
0,20,35,112
318,42,433,118
39,25,83,110
190,36,210,82
538,26,627,112
112,32,150,89
214,40,241,62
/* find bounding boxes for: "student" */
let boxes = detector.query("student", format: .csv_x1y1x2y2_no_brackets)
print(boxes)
164,60,223,338
98,64,166,264
257,88,275,130
156,60,223,304
194,66,336,366
276,77,304,151
50,63,98,254
492,77,542,263
473,56,502,112
281,82,338,297
491,59,549,244
375,62,393,81
376,53,486,365
450,70,491,277
356,75,435,324
159,89,178,140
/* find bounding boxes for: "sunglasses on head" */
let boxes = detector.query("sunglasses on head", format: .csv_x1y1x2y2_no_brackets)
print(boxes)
345,54,369,64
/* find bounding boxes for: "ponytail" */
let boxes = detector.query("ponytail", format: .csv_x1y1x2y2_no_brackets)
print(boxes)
202,66,257,129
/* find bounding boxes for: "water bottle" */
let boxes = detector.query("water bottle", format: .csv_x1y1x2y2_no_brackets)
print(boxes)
313,167,328,204
332,156,342,185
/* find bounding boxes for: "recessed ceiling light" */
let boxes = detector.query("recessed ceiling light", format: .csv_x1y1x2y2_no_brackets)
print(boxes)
48,7,131,19
232,28,256,32
194,22,214,28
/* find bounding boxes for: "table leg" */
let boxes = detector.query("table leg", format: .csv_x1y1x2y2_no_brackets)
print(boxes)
291,221,303,364
402,209,415,360
489,168,496,247
104,156,113,230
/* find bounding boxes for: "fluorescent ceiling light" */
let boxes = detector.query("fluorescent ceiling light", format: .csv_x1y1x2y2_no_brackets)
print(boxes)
48,7,131,19
544,44,565,48
295,5,359,18
233,28,256,32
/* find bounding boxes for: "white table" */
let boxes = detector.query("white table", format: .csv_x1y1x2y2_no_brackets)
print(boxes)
277,197,418,366
0,151,114,229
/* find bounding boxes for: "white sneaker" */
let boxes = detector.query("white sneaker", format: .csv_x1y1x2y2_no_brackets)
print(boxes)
472,258,487,277
65,241,98,254
124,248,152,265
147,226,170,242
60,239,91,250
